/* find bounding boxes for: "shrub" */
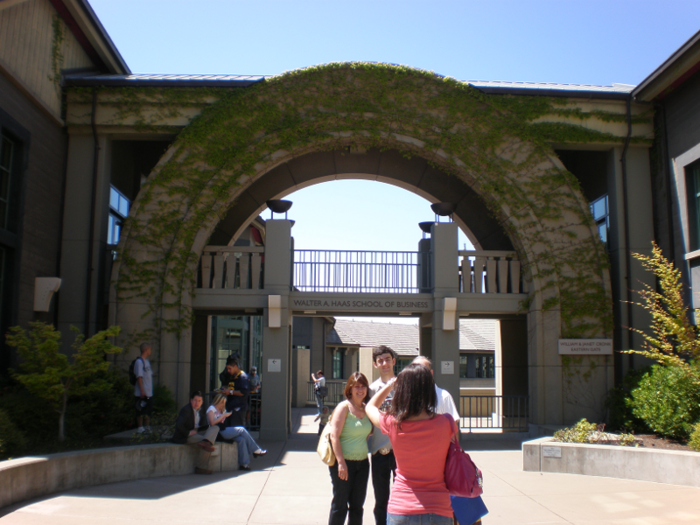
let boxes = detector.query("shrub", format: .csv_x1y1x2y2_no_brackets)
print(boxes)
553,418,597,443
0,408,26,460
689,422,700,452
604,367,649,433
630,364,700,440
152,384,177,415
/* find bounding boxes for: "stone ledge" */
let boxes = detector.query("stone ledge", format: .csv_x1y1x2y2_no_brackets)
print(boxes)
523,436,700,487
0,441,238,510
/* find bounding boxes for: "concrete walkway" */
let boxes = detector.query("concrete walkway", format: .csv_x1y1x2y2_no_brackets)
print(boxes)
1,408,699,525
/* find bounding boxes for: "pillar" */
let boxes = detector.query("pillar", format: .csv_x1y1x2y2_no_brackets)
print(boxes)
430,222,461,404
260,220,292,440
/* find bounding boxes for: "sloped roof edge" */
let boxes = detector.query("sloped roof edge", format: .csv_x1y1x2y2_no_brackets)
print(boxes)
52,0,130,74
633,29,700,102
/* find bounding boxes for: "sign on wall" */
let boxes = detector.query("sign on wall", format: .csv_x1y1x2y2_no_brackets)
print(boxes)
558,339,613,355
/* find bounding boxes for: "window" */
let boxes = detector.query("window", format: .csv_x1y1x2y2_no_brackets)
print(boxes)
459,353,495,379
687,161,700,252
332,347,345,379
589,195,609,245
108,186,130,245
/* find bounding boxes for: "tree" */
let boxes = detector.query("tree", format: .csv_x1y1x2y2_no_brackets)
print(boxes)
7,323,122,442
624,242,700,384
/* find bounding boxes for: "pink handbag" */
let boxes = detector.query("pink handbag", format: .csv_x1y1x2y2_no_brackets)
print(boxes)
443,414,484,498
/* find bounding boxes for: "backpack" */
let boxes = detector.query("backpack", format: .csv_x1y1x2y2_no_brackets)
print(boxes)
128,357,143,385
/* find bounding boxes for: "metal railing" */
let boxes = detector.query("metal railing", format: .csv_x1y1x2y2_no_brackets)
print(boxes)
248,393,261,431
306,380,349,407
459,250,521,294
305,385,529,432
294,250,426,293
198,246,264,289
458,395,529,432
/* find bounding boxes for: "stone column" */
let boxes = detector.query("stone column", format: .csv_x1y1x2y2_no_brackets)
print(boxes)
430,222,461,404
260,220,292,441
59,134,111,345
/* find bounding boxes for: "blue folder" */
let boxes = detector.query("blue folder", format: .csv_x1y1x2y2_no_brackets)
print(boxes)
451,495,488,525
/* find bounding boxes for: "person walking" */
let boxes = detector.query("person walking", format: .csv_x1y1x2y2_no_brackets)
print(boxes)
327,372,372,525
366,363,453,525
311,370,326,415
368,345,398,525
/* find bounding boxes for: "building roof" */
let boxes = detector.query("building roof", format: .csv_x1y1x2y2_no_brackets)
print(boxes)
459,319,496,352
62,71,634,100
633,29,700,101
54,0,130,74
327,320,419,357
63,73,264,87
326,318,497,357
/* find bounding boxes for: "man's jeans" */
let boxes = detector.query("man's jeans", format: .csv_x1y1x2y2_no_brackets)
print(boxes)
315,391,324,414
220,426,262,466
328,459,370,525
371,450,396,525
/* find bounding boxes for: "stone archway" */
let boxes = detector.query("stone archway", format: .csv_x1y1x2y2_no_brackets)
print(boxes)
111,63,612,426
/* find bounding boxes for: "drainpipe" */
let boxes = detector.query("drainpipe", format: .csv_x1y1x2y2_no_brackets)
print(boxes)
655,102,676,261
84,88,100,336
620,96,633,373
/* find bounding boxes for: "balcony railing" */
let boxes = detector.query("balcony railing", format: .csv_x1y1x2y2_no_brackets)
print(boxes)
198,246,264,289
458,395,529,432
459,250,521,294
294,250,425,293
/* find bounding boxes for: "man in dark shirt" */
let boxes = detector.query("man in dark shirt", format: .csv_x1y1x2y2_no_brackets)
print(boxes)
219,357,250,427
172,390,219,475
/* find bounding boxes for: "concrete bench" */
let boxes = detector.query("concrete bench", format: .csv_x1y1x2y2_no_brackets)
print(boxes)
0,441,238,510
523,437,700,488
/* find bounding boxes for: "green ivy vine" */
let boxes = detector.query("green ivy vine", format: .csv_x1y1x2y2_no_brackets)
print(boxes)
80,63,641,348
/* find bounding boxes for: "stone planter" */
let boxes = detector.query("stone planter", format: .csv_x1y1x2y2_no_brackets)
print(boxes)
523,436,700,488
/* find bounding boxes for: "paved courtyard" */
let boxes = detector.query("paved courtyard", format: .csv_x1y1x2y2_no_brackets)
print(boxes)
1,408,699,525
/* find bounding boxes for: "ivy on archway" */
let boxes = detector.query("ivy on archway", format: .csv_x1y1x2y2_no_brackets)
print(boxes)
104,63,632,347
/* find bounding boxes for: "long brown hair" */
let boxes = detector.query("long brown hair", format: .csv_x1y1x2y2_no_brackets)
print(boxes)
344,372,370,404
388,363,436,427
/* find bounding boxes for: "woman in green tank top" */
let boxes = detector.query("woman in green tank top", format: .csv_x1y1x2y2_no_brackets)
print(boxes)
327,372,372,525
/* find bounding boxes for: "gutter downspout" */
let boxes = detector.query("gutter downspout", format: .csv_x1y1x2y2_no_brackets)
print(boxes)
84,88,100,336
621,96,634,372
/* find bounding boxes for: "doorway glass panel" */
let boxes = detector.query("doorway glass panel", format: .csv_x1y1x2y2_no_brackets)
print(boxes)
209,315,263,390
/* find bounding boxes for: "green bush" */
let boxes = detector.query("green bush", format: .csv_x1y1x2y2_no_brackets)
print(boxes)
553,418,598,443
604,367,649,433
152,384,177,415
689,422,700,452
630,364,700,440
0,408,26,460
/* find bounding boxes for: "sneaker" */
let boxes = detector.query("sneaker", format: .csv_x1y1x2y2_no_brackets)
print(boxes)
135,427,146,434
195,467,213,475
253,449,267,458
239,465,251,471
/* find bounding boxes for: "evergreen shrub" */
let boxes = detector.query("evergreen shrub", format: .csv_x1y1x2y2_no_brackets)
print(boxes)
0,408,25,460
630,364,700,440
689,422,700,452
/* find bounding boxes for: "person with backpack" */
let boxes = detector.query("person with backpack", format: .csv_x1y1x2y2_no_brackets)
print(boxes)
131,342,153,434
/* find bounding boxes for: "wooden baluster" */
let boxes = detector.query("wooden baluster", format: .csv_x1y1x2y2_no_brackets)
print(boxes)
212,254,224,289
460,257,469,292
200,253,212,289
224,255,235,288
486,258,497,293
510,260,521,293
251,253,262,289
498,258,508,294
474,257,485,293
239,253,250,289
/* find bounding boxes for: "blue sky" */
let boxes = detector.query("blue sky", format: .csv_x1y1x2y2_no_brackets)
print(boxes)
91,0,700,255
